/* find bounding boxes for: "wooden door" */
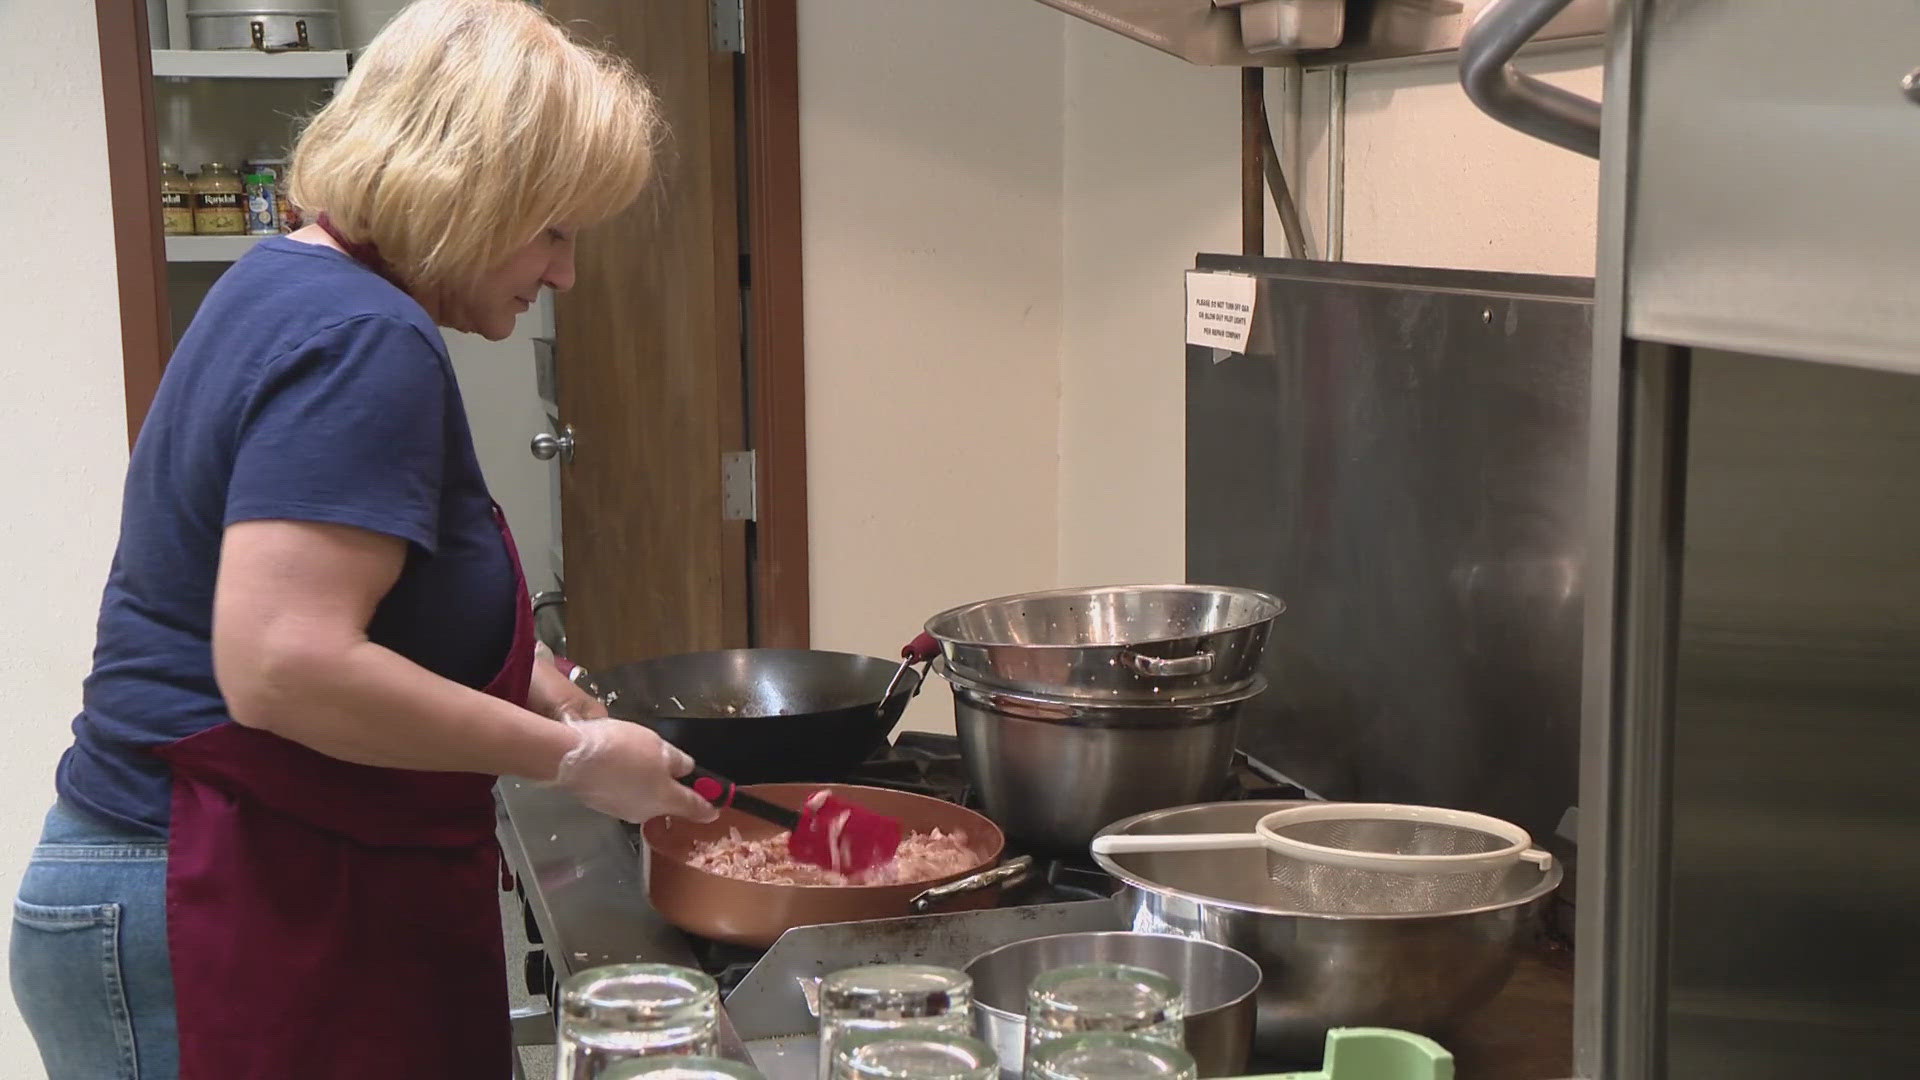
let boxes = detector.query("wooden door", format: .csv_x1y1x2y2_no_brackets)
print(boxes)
545,0,747,668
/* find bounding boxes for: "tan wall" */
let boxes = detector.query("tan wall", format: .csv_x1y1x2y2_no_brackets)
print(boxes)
799,0,1069,731
0,2,131,1071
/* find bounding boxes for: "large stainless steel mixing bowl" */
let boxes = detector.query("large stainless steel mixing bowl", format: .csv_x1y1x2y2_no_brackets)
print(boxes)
946,664,1257,854
966,932,1261,1079
1091,801,1562,1067
925,584,1284,703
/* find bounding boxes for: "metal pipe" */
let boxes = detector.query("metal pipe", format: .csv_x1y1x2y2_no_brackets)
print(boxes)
1280,63,1303,184
1325,64,1347,261
1241,67,1265,256
1257,85,1311,260
1459,0,1603,157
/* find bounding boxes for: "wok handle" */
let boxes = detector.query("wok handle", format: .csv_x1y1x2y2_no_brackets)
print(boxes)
901,633,940,663
879,632,942,714
908,855,1034,912
1119,650,1215,678
550,654,607,702
680,767,802,830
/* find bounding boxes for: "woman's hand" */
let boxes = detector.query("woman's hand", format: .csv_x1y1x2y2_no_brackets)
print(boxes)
552,719,719,824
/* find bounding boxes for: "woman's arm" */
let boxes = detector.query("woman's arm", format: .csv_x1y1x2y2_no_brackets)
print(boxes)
213,518,577,778
212,518,717,824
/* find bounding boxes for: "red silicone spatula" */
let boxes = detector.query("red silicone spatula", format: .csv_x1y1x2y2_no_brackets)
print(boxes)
682,768,903,875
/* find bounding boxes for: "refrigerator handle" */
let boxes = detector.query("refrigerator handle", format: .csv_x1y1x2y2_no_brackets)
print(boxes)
1460,0,1602,158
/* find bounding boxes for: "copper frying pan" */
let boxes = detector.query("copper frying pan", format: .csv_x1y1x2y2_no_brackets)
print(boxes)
642,783,1029,948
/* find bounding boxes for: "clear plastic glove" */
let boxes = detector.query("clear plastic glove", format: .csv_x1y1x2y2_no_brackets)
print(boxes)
551,718,719,825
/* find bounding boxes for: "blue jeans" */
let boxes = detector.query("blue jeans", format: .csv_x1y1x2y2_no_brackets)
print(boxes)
10,799,178,1080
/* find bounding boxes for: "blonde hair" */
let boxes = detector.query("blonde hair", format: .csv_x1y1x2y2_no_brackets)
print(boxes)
289,0,658,290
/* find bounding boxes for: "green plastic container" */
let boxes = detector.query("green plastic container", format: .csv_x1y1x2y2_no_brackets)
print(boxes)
1229,1028,1453,1080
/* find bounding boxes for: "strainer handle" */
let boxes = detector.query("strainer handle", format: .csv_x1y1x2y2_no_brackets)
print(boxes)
1522,847,1555,870
1119,650,1215,678
1090,833,1264,856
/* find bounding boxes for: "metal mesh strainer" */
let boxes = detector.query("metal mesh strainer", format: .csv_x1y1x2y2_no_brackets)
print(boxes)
1089,802,1555,916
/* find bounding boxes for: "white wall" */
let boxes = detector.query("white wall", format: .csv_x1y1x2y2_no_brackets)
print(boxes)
798,0,1067,731
0,2,131,1073
1311,50,1603,275
1057,23,1244,587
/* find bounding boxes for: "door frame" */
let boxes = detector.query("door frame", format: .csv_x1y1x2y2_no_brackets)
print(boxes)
96,0,170,449
742,0,810,649
96,0,811,648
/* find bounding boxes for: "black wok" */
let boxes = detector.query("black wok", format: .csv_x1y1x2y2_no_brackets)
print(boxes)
561,649,923,783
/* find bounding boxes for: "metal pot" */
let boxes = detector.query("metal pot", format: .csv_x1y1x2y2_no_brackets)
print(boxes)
924,584,1284,704
1091,801,1563,1067
945,663,1256,855
641,784,1027,949
966,932,1261,1079
187,0,341,50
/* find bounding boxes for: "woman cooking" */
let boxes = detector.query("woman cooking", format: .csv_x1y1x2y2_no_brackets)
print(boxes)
8,1,717,1076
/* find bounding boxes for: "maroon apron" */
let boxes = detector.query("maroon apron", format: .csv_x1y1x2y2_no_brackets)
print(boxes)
156,503,533,1079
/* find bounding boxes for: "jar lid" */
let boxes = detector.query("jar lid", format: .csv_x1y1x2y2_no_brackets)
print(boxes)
201,162,234,173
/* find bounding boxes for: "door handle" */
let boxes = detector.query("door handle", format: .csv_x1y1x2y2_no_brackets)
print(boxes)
530,424,575,464
1459,0,1602,158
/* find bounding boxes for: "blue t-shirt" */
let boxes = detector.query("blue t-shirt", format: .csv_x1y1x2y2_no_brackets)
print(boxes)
56,237,519,837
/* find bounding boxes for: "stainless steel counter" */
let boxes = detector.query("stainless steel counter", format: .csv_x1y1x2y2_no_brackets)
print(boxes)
493,777,755,1063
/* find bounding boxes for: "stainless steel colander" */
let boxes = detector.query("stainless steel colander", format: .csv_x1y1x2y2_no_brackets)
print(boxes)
1090,802,1555,916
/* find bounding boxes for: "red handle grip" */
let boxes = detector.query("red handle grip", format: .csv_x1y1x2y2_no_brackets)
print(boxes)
682,767,736,807
901,633,940,663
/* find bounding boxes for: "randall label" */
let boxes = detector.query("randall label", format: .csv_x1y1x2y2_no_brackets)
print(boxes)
161,192,194,235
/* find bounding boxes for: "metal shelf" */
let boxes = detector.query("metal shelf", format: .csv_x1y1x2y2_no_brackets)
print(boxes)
166,235,269,262
151,49,350,80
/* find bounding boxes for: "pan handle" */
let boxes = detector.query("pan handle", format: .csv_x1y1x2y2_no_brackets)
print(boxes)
908,855,1033,913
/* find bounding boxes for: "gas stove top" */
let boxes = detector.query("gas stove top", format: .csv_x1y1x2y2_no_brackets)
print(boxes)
674,732,1308,994
504,731,1311,1006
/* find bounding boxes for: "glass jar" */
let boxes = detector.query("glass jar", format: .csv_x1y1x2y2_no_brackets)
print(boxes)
829,1029,998,1080
159,162,195,236
241,168,281,236
1023,1033,1196,1080
1023,963,1184,1058
557,963,720,1080
816,965,973,1080
604,1057,766,1080
192,162,245,236
244,157,292,233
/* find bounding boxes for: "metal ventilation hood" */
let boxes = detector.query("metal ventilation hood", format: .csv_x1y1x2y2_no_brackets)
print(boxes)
1032,0,1609,67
